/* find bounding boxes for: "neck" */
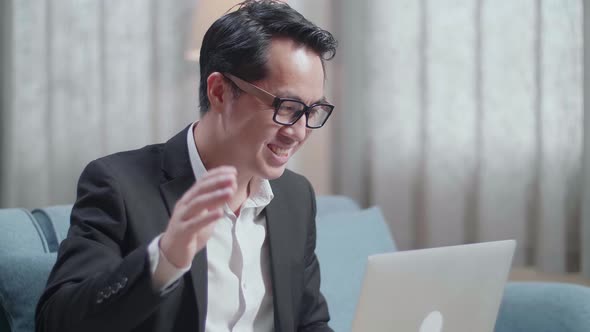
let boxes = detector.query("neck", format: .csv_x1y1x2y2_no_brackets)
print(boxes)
231,173,252,213
194,117,252,213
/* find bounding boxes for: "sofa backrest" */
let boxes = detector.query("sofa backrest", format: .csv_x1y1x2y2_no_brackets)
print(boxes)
315,195,361,218
0,198,395,332
314,200,397,332
0,205,72,332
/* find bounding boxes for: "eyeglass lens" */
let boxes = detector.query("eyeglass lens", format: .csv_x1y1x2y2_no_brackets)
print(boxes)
275,100,331,128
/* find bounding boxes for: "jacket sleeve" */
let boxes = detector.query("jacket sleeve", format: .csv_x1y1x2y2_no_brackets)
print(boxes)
35,159,171,332
297,181,334,332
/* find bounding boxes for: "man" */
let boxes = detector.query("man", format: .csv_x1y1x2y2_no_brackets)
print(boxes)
35,1,337,331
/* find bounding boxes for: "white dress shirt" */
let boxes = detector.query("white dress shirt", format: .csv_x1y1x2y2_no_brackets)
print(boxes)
147,122,275,332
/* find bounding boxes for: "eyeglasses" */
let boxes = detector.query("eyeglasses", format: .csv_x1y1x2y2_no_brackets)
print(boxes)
224,73,334,129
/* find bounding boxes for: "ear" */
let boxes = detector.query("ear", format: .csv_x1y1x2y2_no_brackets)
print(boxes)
206,72,230,113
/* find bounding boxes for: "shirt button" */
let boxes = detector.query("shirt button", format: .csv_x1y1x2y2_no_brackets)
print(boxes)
242,282,247,290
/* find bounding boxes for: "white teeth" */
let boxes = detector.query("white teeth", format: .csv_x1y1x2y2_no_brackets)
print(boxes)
269,145,289,157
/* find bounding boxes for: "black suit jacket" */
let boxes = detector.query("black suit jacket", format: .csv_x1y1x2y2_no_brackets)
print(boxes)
35,126,332,332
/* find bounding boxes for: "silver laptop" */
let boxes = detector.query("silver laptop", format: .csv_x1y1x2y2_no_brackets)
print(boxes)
351,240,516,332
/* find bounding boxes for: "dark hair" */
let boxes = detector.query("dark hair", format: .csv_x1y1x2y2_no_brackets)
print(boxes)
198,0,337,115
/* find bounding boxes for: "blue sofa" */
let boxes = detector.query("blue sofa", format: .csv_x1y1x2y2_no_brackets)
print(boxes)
1,196,589,332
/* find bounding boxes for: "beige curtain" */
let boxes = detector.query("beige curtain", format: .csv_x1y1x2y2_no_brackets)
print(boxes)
583,0,590,278
1,0,198,208
333,0,584,274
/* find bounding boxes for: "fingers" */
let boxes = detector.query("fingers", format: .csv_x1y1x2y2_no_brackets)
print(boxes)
181,187,233,221
173,166,237,225
192,173,237,199
160,205,223,268
185,207,224,233
178,166,237,205
162,167,237,267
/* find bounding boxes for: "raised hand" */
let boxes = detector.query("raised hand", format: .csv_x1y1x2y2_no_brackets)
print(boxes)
159,166,237,268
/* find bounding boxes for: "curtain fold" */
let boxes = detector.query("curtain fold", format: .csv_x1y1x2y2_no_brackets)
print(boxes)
1,0,198,208
334,0,584,274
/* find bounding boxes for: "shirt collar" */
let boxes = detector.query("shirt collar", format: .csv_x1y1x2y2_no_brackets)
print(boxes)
186,122,274,215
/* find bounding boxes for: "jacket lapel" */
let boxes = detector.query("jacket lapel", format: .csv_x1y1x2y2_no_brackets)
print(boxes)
265,183,294,332
190,247,208,331
159,125,208,330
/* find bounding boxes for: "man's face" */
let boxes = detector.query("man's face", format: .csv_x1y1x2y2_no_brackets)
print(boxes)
221,38,325,180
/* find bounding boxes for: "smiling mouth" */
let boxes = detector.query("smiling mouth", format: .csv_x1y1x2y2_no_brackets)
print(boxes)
268,144,290,157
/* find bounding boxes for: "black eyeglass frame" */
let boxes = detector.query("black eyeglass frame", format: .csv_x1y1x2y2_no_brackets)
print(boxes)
223,73,334,129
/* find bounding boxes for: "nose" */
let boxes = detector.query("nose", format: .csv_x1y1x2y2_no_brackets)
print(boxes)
280,113,308,142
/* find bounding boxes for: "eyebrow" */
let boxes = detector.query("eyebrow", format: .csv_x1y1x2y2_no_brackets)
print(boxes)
225,73,331,106
274,91,329,105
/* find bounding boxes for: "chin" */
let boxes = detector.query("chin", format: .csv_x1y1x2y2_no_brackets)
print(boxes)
260,164,287,180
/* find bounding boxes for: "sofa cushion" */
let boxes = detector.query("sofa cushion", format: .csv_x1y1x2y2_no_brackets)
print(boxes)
495,282,590,332
0,253,56,332
0,209,49,253
316,207,396,332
